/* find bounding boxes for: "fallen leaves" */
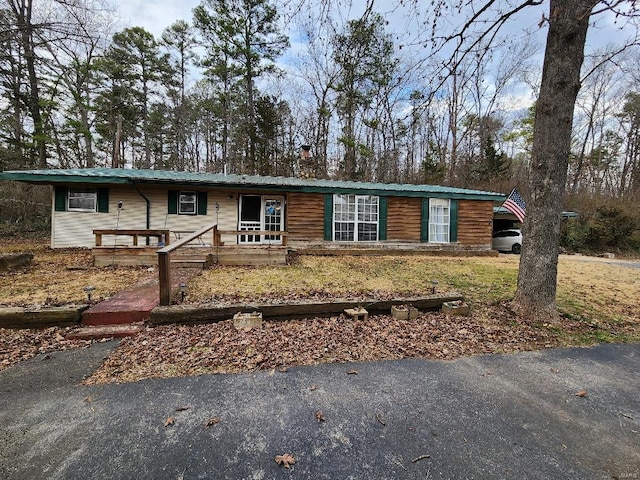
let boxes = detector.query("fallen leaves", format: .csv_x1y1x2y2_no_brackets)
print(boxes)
274,453,295,469
315,410,325,423
85,307,564,385
575,390,588,398
0,326,94,373
205,417,220,428
164,417,174,427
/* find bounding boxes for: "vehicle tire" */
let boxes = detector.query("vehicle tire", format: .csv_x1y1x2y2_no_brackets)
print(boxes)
512,243,522,254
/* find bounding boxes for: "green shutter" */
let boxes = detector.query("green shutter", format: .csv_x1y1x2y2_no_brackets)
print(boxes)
324,194,333,241
449,199,458,243
97,188,109,213
168,190,178,214
54,186,67,212
197,191,207,215
420,198,430,242
378,197,387,241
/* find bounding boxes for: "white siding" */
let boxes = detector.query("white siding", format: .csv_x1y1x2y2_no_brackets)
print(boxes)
145,186,238,245
51,185,240,248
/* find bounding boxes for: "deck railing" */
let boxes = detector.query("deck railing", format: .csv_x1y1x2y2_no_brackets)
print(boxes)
93,229,170,247
157,224,289,305
157,222,219,306
217,229,288,245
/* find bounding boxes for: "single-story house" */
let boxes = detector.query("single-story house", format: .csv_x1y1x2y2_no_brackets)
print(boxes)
0,168,505,264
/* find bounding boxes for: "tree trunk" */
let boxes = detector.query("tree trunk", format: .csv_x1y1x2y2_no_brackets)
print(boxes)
12,0,47,168
513,0,592,320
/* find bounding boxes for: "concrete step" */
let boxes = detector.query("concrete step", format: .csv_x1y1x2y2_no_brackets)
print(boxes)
66,323,145,340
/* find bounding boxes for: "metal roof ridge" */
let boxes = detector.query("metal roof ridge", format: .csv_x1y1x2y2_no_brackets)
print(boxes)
0,167,505,198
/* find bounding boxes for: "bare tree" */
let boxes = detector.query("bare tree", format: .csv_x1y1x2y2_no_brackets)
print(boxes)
402,0,640,319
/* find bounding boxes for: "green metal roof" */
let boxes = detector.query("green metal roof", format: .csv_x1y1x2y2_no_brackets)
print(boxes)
0,168,506,201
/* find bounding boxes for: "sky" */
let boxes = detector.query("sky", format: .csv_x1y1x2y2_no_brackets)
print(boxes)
116,0,201,38
113,0,639,118
114,0,638,57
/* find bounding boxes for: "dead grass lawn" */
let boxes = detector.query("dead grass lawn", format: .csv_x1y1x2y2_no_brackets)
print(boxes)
0,239,154,306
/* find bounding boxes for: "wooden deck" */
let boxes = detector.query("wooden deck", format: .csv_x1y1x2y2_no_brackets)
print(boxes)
92,245,290,267
93,240,496,267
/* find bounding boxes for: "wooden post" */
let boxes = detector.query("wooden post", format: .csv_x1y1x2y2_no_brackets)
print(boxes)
95,233,102,247
158,251,172,306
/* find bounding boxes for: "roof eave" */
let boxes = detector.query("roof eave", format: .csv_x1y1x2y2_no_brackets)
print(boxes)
0,170,505,201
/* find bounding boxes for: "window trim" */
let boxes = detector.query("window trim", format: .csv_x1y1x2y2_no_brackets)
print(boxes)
67,187,97,213
332,194,379,242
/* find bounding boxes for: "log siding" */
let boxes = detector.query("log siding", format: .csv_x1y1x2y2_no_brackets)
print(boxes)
387,197,421,242
457,200,493,246
286,192,325,242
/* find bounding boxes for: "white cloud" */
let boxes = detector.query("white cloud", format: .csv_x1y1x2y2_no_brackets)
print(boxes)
116,0,201,37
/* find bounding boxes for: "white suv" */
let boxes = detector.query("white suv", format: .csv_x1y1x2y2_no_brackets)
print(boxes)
492,229,522,254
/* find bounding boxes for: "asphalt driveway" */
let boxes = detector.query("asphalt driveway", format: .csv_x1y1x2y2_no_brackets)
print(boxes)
1,342,639,479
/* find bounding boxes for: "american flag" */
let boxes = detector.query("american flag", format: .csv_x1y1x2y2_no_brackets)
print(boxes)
503,188,526,223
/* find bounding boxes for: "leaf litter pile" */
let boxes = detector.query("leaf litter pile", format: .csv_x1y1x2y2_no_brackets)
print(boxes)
86,304,560,384
0,326,94,371
1,237,639,381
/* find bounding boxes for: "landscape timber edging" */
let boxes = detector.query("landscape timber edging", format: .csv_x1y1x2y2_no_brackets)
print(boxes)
0,305,88,329
148,294,465,325
0,253,34,272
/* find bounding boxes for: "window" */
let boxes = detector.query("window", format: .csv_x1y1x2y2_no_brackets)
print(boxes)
168,190,207,215
429,198,450,243
67,188,97,212
54,186,108,213
333,194,378,241
178,191,197,215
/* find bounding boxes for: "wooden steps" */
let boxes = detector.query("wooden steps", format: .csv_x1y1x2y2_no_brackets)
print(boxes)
66,323,145,340
170,259,207,269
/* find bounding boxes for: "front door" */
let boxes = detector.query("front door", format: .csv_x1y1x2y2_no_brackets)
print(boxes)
239,195,284,244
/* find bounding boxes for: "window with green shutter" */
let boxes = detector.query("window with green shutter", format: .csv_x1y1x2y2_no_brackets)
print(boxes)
54,186,107,213
168,190,208,215
421,198,456,243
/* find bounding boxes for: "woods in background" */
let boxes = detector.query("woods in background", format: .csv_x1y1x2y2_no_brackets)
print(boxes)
0,0,638,251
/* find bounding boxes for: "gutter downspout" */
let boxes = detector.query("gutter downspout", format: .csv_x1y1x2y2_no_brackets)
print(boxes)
131,184,152,245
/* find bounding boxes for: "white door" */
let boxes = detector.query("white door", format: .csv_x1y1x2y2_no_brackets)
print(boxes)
263,197,284,245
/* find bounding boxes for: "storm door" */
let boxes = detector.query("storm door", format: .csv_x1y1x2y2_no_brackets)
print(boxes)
239,195,284,244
